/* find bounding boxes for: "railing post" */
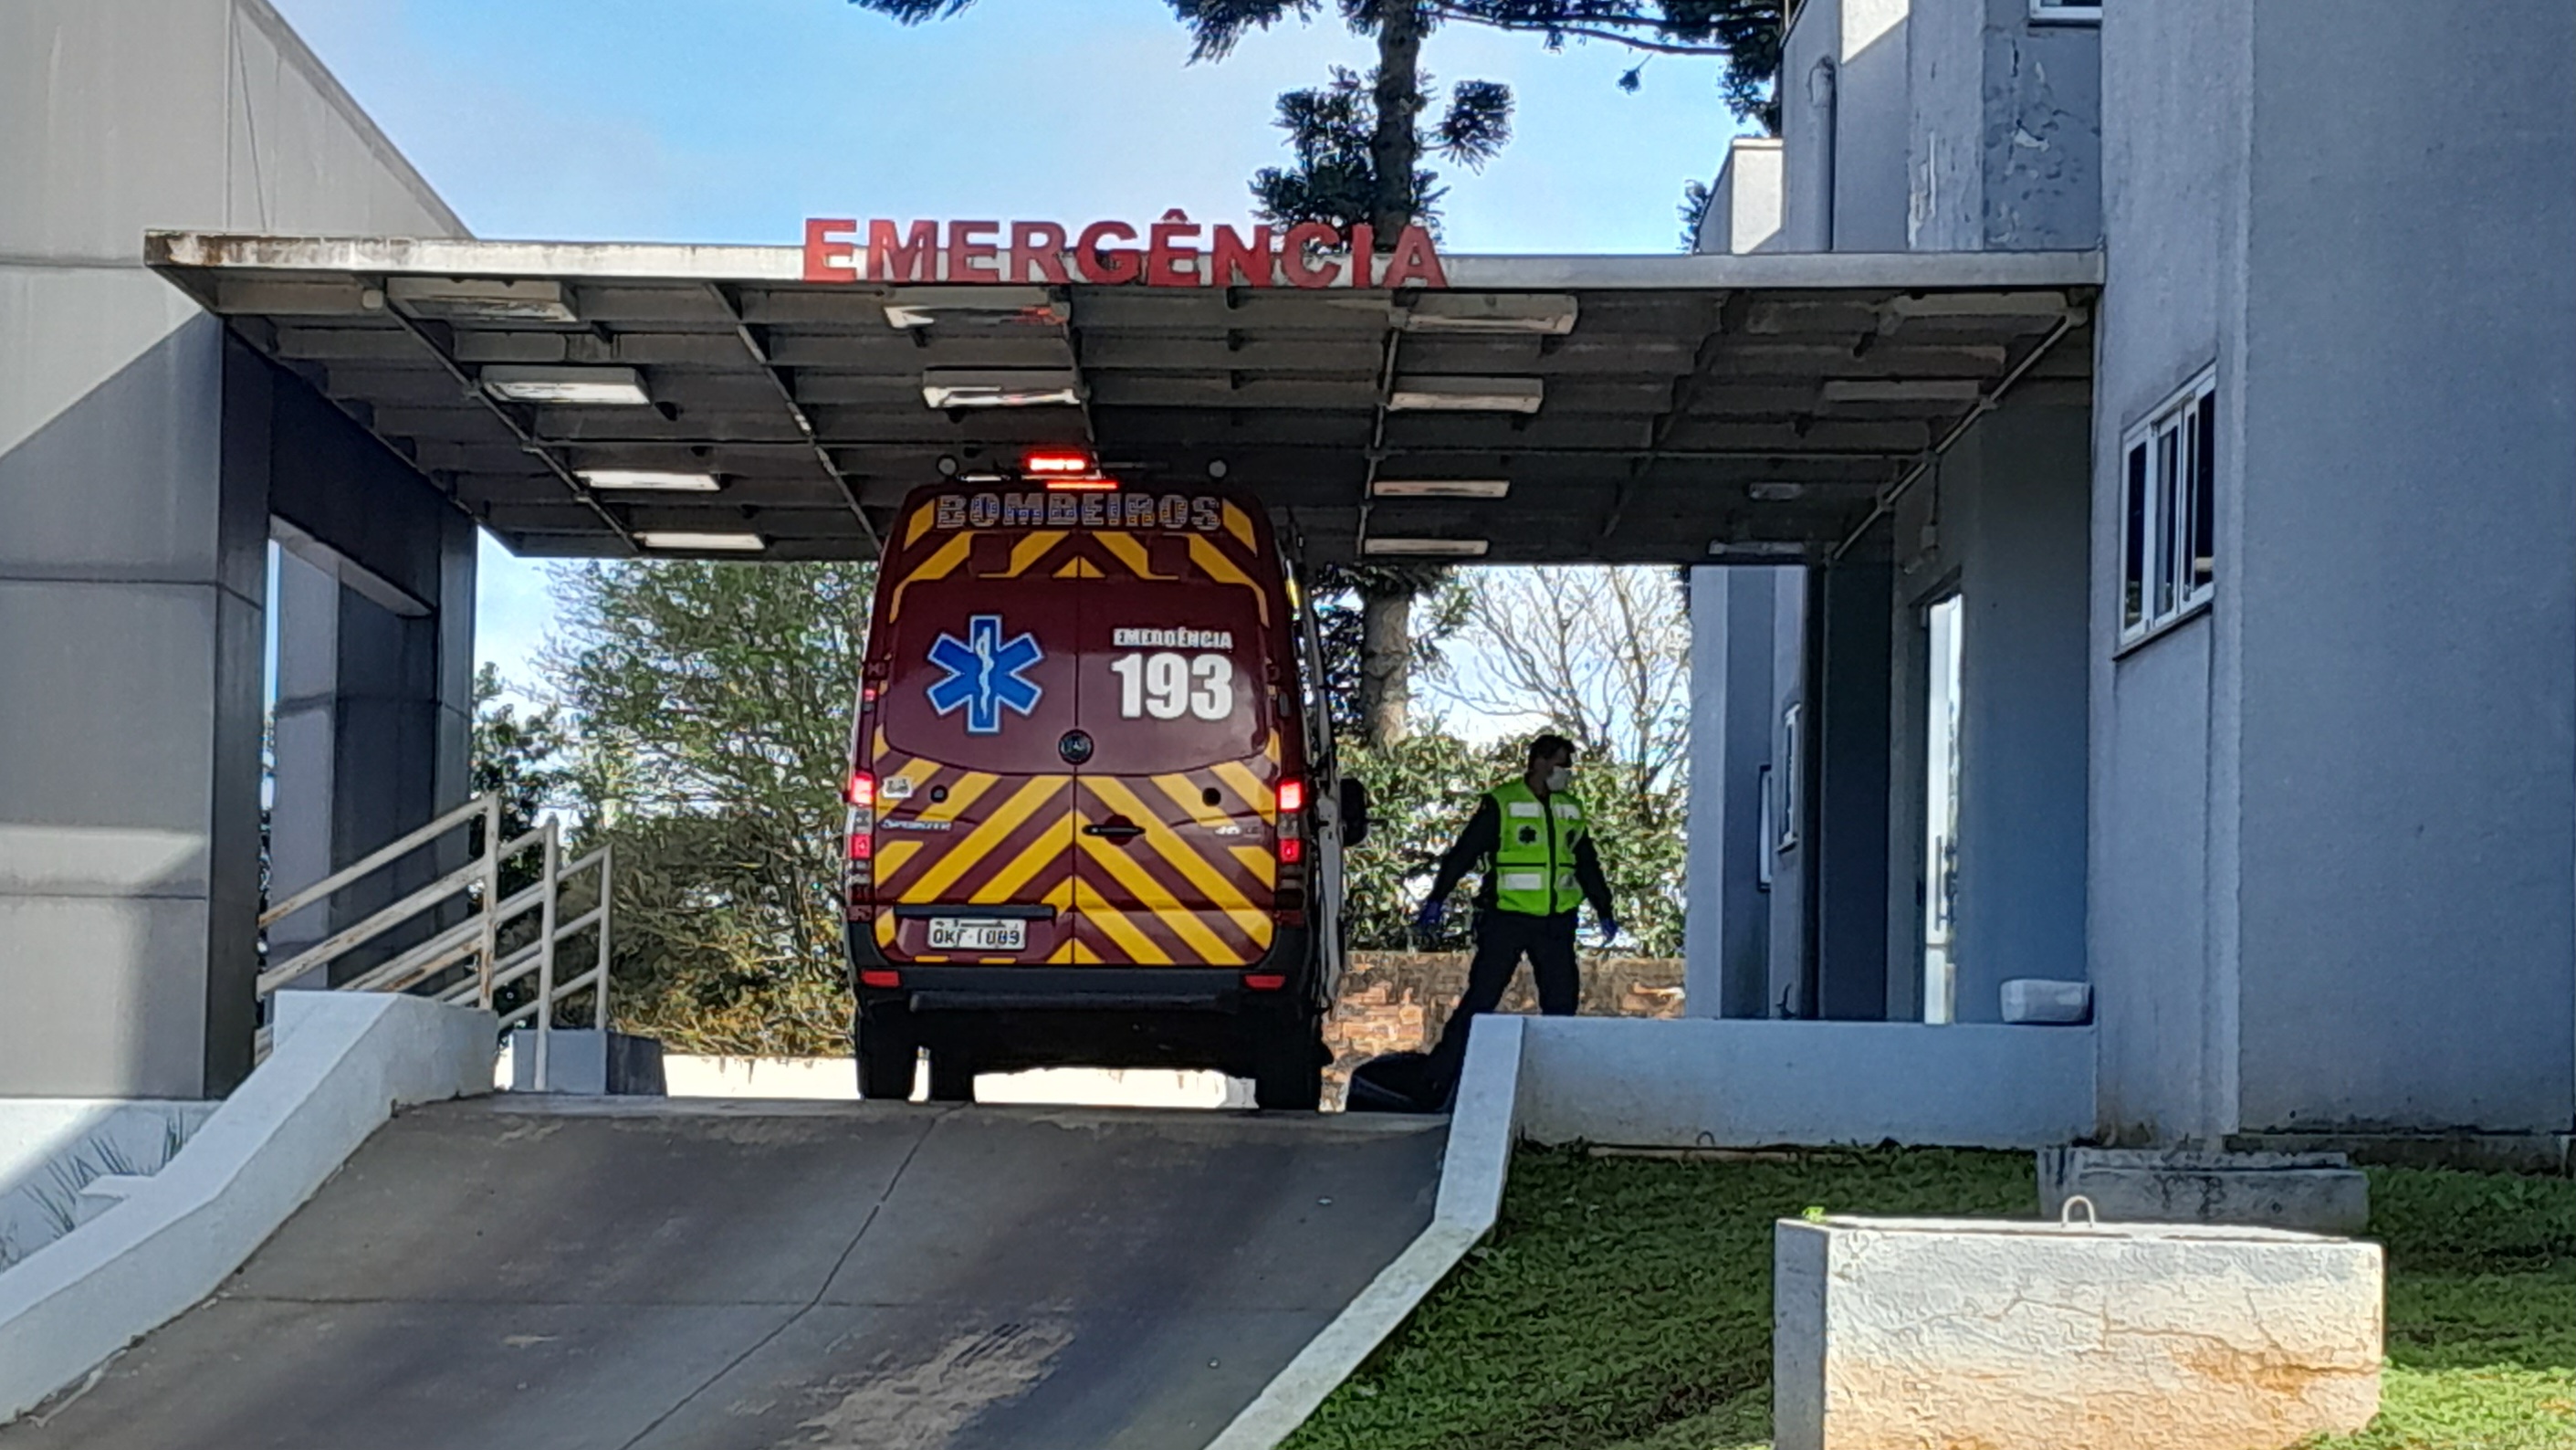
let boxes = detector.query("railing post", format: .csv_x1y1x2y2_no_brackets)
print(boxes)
534,816,560,1091
476,796,501,1011
592,842,613,1034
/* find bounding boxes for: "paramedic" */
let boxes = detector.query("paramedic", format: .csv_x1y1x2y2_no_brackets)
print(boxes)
1415,733,1618,1079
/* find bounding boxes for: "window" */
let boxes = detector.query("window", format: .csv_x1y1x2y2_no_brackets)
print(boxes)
2120,369,2216,643
2029,0,2101,22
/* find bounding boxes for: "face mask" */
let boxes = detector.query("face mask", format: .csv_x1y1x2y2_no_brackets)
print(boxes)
1545,766,1574,792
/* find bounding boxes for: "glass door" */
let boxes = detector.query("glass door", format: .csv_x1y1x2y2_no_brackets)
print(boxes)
1921,594,1964,1023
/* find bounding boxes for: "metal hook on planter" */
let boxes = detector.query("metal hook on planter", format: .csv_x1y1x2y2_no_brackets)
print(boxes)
2060,1193,2099,1227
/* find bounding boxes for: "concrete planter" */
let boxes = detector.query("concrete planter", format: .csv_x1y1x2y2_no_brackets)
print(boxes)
1775,1214,2382,1450
2040,1147,2370,1235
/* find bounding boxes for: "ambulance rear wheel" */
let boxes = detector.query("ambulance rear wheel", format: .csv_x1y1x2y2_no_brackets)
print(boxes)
1252,1013,1325,1111
926,1045,977,1103
856,1008,918,1101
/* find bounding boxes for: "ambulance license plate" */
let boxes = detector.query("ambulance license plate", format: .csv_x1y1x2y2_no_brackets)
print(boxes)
927,917,1025,952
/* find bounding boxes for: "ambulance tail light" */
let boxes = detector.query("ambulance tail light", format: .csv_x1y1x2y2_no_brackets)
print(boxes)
846,771,875,808
1276,778,1305,816
847,825,873,861
1242,973,1287,992
859,969,902,990
1278,836,1304,864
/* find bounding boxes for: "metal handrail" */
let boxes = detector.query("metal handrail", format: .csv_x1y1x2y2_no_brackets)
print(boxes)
255,793,613,1090
257,795,493,929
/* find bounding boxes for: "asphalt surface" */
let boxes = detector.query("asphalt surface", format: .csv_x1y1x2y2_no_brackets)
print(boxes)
2,1098,1445,1450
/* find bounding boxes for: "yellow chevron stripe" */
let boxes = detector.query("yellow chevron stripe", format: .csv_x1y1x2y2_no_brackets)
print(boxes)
874,914,896,949
1228,845,1278,888
1086,776,1266,935
875,839,925,877
1097,531,1162,579
1005,530,1068,578
1052,557,1103,579
1076,885,1171,965
1086,777,1257,911
903,503,939,548
903,777,1059,902
888,532,973,620
1076,823,1229,960
1221,502,1258,555
972,807,1073,903
1150,772,1231,827
1188,536,1269,624
1212,760,1274,821
918,771,999,823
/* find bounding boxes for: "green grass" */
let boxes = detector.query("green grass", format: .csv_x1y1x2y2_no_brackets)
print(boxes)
2312,1167,2576,1450
1282,1149,2576,1450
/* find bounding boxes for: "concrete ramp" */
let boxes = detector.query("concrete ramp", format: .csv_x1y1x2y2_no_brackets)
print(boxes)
2,1098,1444,1450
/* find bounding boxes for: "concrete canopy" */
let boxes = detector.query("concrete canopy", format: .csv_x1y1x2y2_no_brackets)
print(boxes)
148,233,2098,564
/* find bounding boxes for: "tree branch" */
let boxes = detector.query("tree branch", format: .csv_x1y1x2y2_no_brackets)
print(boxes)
1422,5,1738,56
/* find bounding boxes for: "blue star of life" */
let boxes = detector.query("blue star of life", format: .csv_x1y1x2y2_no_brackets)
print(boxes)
926,615,1044,734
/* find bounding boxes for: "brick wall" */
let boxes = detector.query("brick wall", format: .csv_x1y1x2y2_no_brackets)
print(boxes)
1323,952,1684,1105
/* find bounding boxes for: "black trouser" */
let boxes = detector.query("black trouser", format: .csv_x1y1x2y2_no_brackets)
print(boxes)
1428,909,1580,1083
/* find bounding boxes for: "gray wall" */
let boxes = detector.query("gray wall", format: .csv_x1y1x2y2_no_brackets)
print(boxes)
1766,569,1813,1014
1684,567,1782,1018
2091,0,2576,1140
1778,0,1915,254
1889,402,2092,1024
1906,0,2102,252
0,0,466,1097
2088,0,2244,1142
2230,2,2576,1135
1693,139,1785,257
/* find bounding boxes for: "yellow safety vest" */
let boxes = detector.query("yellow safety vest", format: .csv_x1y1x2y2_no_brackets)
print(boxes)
1487,779,1586,916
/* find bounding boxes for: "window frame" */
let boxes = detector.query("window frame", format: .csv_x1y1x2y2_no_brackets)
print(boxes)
1754,764,1775,891
2028,0,2102,23
2118,367,2218,648
1776,702,1803,853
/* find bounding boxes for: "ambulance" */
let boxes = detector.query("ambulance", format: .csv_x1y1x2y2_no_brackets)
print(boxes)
841,452,1363,1109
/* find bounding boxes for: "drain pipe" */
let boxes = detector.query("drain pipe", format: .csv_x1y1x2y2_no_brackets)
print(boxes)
1829,306,2088,562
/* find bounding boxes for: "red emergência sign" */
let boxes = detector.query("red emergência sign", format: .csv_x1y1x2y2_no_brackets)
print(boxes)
801,210,1447,290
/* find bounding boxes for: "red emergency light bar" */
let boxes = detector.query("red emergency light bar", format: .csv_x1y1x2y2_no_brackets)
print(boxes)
1024,448,1118,491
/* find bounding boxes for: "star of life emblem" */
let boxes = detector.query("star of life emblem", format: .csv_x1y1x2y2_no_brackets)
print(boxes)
926,615,1044,734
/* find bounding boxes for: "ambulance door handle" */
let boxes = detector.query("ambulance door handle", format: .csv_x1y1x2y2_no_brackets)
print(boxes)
1084,817,1146,843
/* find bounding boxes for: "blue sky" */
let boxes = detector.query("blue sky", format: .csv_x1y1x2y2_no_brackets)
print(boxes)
269,0,1749,699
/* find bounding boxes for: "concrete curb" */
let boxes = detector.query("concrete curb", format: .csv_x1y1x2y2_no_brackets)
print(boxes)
0,994,495,1424
1204,1015,1525,1450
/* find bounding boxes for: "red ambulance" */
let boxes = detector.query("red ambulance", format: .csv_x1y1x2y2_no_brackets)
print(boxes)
841,456,1361,1109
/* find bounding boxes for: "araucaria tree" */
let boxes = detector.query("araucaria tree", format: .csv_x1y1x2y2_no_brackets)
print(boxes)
850,0,1781,746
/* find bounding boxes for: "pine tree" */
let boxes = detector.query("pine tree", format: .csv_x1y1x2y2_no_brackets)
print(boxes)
852,1,1781,745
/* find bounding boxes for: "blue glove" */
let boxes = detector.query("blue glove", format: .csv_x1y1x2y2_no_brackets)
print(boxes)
1597,915,1622,946
1414,899,1446,938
